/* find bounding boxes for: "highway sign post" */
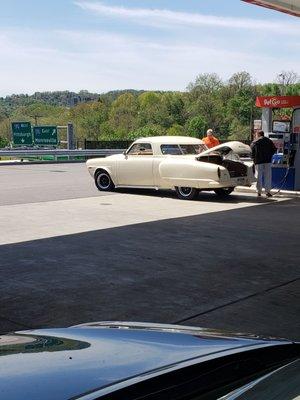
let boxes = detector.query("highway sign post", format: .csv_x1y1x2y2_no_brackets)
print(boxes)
12,122,33,146
33,126,58,146
67,123,75,150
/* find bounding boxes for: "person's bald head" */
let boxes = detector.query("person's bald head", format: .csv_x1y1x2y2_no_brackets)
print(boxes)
256,130,264,139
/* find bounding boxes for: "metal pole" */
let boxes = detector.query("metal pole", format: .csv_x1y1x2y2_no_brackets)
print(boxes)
29,115,43,125
249,105,253,141
67,123,75,150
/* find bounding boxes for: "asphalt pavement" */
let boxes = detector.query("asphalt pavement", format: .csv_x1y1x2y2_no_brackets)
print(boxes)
0,163,299,340
0,163,106,206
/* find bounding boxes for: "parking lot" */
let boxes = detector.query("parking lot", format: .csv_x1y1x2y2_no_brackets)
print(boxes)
0,163,299,339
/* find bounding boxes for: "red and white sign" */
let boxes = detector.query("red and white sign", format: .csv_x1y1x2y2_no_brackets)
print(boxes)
256,96,300,108
293,126,300,133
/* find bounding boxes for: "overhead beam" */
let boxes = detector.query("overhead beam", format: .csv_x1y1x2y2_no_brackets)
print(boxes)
242,0,300,17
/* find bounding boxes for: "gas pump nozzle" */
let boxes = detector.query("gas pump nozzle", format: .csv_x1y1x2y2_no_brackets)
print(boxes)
282,132,294,166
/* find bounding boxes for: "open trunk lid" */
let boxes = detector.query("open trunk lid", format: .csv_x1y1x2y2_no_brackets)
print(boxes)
198,141,251,158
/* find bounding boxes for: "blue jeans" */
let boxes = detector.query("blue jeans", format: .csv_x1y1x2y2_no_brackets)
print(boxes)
256,163,272,194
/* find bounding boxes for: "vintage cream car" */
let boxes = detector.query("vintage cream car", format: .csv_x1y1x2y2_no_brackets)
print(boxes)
86,136,255,200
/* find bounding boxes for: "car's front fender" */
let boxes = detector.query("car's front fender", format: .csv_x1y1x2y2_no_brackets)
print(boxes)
86,158,117,183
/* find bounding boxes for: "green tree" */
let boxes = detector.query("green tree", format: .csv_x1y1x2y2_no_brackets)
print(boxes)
226,72,257,135
167,124,185,136
0,118,13,145
109,93,138,137
0,133,9,147
128,124,165,140
257,83,281,96
11,102,69,126
187,73,223,97
137,92,162,126
227,92,253,126
228,71,253,92
159,92,186,127
98,121,115,140
276,70,299,95
187,116,207,138
228,118,250,141
70,102,108,140
187,73,225,135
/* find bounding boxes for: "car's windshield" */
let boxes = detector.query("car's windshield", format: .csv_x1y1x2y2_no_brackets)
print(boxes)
161,144,207,155
180,144,207,154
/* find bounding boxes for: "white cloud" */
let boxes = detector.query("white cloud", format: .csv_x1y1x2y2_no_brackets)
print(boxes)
0,28,298,96
74,1,300,35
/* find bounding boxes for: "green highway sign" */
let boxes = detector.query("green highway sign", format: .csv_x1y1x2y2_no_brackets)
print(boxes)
33,126,58,146
12,122,33,145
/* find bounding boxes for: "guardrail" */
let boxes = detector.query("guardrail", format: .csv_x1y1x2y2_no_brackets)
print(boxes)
0,149,125,157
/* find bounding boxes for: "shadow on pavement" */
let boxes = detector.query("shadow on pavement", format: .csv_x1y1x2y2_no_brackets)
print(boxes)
0,197,299,340
116,188,280,205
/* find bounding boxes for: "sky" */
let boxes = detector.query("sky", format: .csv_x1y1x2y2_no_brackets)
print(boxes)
0,0,299,96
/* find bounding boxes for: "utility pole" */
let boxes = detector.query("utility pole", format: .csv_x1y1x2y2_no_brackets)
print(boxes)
29,115,43,126
67,123,76,150
278,73,286,96
249,104,253,142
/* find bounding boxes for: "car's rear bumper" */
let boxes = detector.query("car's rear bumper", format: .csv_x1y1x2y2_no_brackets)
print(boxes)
209,176,253,188
162,176,253,189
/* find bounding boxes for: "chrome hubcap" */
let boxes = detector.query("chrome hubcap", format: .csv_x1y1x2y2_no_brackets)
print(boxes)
178,187,193,197
97,173,110,189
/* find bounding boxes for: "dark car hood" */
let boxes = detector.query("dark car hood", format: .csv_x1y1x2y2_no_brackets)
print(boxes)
0,322,290,400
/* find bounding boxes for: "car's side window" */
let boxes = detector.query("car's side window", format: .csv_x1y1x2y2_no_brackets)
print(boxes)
161,144,182,155
127,143,153,155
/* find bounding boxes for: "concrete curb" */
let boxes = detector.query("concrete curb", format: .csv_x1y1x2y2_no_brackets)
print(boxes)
0,160,87,166
236,186,300,197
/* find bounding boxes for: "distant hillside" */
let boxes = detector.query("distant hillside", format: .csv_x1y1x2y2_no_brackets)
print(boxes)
98,89,145,104
0,89,163,112
0,90,100,111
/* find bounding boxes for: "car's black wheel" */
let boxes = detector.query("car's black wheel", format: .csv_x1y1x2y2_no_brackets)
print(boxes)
214,187,234,197
95,170,115,192
175,187,199,200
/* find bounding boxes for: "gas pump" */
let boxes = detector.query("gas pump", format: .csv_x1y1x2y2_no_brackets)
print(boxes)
255,96,300,190
292,107,300,189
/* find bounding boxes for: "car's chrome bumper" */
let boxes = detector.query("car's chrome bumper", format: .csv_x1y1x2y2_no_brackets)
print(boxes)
87,166,95,178
208,176,253,188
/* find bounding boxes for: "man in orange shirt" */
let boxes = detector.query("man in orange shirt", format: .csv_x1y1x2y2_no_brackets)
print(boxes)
203,129,220,149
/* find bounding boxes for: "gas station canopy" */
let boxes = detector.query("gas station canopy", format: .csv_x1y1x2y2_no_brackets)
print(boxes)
242,0,300,16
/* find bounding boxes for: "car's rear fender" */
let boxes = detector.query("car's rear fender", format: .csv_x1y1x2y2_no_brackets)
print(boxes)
158,159,225,189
